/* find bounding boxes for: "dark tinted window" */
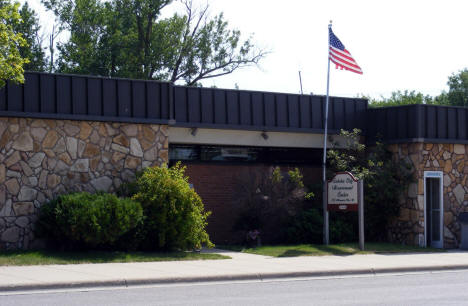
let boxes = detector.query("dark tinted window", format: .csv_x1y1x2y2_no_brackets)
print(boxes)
201,146,261,162
169,145,199,161
170,145,322,165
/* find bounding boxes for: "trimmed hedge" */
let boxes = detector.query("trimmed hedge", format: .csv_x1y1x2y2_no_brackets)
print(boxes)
37,192,143,249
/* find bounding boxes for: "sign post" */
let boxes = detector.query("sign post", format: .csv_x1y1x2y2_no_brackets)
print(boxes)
358,180,365,251
327,172,365,251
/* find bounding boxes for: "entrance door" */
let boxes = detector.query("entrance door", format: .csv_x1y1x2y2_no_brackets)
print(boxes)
424,171,443,248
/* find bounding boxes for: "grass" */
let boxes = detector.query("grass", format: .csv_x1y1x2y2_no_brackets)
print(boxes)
219,243,445,257
0,250,230,266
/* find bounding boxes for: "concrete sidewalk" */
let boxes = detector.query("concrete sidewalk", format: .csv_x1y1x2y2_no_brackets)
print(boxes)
1,249,468,292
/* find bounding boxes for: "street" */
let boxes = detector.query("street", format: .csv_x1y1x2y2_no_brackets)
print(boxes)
1,271,468,306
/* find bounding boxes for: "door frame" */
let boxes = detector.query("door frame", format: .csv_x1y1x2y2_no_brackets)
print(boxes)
423,171,444,248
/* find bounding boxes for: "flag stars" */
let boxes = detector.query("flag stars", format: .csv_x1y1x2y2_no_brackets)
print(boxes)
328,27,362,74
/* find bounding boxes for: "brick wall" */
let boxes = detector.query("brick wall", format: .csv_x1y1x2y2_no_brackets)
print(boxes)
183,163,321,244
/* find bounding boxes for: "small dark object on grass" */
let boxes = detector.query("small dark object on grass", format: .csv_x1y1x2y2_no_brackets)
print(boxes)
246,230,261,247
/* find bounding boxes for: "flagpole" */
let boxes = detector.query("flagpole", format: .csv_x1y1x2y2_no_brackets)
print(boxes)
322,21,332,245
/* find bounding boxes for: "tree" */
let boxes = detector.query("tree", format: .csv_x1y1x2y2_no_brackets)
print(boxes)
368,90,436,108
446,68,468,107
42,0,110,75
164,0,266,85
368,69,468,108
15,2,47,72
0,0,29,87
42,0,267,85
327,129,413,241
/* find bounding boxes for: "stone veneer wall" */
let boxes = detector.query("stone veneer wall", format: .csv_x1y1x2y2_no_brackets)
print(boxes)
387,142,468,248
0,117,168,250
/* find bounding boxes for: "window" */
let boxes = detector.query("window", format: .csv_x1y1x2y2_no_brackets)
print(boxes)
170,145,322,166
169,145,199,161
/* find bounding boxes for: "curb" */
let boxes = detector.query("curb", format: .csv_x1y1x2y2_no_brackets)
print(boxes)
2,265,468,293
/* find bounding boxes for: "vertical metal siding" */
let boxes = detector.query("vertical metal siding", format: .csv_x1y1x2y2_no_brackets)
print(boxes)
72,76,86,115
226,91,238,125
333,98,345,130
457,108,466,139
367,104,468,143
276,94,288,127
299,96,311,128
213,90,226,124
2,72,370,133
252,92,264,126
132,81,146,118
87,78,102,116
344,99,355,130
41,74,55,113
311,96,322,129
8,81,23,112
264,93,276,127
396,107,406,139
57,75,72,114
102,79,117,116
239,91,251,126
24,73,39,112
117,80,131,117
0,82,6,111
200,88,213,123
447,108,457,139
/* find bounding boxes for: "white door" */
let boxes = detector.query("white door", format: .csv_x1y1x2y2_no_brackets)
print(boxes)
424,171,444,248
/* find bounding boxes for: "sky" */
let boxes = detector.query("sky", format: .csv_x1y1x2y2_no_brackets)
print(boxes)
22,0,468,99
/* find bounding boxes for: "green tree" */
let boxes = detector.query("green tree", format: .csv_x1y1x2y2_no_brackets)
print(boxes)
446,68,468,107
327,129,413,241
15,2,47,72
163,0,265,85
368,69,468,108
42,0,267,84
0,0,29,87
368,90,435,108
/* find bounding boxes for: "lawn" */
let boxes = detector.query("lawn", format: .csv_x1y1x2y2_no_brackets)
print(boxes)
0,250,230,266
220,243,445,257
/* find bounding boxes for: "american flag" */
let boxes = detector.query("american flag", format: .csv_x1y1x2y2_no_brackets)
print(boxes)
329,28,363,74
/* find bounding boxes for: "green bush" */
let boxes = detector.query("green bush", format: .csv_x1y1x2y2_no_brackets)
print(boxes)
131,163,213,251
327,129,413,241
37,192,143,249
329,212,358,243
232,167,313,244
286,208,357,244
287,208,323,244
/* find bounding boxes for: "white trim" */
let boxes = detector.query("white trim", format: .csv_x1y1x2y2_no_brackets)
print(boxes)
168,127,350,149
423,171,444,248
425,171,443,178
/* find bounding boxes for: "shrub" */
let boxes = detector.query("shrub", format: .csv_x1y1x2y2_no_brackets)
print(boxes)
327,129,413,241
131,163,213,251
287,208,323,244
286,208,357,244
329,211,358,243
37,192,143,249
233,167,314,244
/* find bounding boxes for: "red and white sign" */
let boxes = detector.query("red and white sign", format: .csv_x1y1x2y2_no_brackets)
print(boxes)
327,172,358,211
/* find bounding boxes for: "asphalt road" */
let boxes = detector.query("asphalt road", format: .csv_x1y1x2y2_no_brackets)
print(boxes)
2,271,468,306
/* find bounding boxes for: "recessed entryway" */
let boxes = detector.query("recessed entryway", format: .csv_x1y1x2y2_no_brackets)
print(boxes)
424,171,444,248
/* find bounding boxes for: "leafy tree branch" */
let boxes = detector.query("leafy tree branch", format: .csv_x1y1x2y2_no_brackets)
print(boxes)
40,0,268,85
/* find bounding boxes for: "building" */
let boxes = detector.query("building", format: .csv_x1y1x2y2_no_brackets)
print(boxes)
0,72,466,249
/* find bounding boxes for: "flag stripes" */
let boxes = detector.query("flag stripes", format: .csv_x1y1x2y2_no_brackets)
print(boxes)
328,28,363,74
